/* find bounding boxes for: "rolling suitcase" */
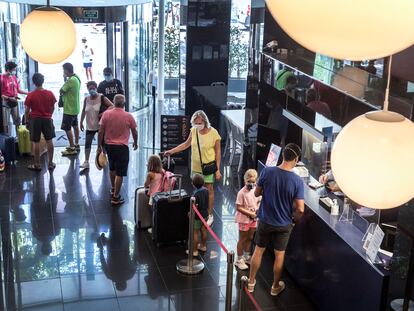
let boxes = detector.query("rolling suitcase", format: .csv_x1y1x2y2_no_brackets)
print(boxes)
134,186,152,229
0,133,16,164
152,175,190,246
17,125,31,154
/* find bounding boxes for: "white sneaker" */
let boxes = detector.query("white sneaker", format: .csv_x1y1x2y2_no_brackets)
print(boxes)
147,228,152,234
207,214,214,226
80,161,89,169
235,258,249,270
243,255,251,265
185,249,199,256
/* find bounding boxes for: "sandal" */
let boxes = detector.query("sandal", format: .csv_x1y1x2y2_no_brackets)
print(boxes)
247,279,256,293
48,162,56,170
27,164,41,171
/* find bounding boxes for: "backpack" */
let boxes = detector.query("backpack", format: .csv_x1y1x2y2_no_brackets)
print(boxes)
160,170,176,192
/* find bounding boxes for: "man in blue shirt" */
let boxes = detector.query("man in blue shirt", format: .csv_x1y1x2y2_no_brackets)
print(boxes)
248,143,305,297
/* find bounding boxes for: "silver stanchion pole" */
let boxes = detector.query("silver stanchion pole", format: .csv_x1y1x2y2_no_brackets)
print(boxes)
225,250,235,311
238,276,248,311
176,197,205,274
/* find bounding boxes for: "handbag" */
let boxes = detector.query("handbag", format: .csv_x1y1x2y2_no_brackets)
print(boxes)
196,130,217,176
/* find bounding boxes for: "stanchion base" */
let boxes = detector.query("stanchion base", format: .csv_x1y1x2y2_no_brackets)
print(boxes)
176,259,205,275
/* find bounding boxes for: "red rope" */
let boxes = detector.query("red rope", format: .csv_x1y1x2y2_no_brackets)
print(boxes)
192,204,229,254
244,286,262,311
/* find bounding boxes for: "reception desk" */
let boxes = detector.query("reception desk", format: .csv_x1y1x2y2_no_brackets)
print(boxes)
285,183,390,311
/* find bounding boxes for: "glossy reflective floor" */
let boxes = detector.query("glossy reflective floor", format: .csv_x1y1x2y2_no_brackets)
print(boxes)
0,144,315,311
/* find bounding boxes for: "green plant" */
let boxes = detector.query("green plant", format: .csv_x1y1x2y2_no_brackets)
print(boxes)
164,26,180,78
229,26,248,78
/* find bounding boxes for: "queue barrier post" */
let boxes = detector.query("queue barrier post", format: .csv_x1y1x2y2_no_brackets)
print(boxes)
225,251,235,311
238,276,249,311
176,197,205,274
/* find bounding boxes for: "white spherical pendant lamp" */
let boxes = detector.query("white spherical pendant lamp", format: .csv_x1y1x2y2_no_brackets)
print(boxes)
21,5,76,64
265,0,414,60
331,111,414,209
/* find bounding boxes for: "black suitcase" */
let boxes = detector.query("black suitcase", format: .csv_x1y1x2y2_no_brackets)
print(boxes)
152,175,190,246
0,133,16,164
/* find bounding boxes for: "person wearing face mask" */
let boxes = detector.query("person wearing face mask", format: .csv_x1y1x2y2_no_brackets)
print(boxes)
79,81,113,169
164,110,222,226
97,67,124,103
235,169,261,271
248,143,304,297
1,61,28,135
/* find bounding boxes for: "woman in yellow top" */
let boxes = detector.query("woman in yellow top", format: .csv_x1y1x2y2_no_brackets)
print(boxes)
165,110,222,226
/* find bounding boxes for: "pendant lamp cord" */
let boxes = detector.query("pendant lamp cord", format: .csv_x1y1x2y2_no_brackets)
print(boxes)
383,55,392,112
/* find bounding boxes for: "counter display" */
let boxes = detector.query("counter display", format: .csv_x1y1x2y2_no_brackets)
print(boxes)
286,178,390,311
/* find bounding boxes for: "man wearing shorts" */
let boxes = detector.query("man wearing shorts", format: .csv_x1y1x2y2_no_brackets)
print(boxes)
1,61,28,135
248,143,304,296
98,94,138,206
82,37,94,81
60,63,81,156
24,73,56,171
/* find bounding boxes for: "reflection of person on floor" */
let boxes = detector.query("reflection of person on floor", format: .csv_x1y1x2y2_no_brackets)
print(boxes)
97,210,136,291
31,173,60,256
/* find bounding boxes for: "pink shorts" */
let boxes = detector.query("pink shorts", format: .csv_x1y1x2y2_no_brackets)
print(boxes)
238,221,257,232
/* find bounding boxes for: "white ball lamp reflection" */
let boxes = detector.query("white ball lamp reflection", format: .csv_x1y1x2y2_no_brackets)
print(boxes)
21,1,76,64
331,57,414,209
265,0,414,60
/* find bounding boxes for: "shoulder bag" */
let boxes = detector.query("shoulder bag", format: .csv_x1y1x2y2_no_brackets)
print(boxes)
196,130,217,176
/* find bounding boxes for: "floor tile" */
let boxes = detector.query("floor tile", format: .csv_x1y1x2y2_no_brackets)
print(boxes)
118,295,174,311
170,287,225,311
159,265,217,293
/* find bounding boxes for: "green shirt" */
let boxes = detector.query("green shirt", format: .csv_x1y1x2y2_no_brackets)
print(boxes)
61,75,81,115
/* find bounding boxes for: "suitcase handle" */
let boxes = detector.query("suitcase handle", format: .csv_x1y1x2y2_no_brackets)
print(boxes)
169,174,183,201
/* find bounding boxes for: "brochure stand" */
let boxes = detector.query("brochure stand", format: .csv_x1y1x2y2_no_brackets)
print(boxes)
339,198,354,223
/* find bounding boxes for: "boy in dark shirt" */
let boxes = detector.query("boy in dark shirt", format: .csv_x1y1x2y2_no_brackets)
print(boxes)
189,173,209,256
97,67,124,102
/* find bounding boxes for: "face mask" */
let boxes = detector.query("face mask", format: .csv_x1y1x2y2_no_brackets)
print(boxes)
194,124,204,131
9,70,16,76
104,75,113,82
89,89,97,96
246,182,256,191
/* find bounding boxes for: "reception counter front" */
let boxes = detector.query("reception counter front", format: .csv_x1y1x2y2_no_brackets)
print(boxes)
284,182,390,311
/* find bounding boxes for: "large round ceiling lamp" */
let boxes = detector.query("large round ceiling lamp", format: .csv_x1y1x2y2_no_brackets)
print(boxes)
265,0,414,60
331,57,414,209
21,2,76,64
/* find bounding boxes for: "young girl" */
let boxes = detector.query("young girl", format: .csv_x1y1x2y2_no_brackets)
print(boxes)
144,155,164,204
235,169,261,270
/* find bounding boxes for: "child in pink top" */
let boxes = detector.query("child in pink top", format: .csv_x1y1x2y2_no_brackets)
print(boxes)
235,169,261,270
144,155,164,205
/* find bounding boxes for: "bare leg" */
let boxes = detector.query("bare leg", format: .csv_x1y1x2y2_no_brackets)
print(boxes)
33,142,40,166
273,250,286,288
248,246,265,285
110,170,116,190
89,67,93,81
85,148,91,162
200,226,207,248
244,228,256,253
237,230,249,257
205,183,214,215
193,230,199,253
66,130,74,147
114,176,123,197
73,126,80,145
46,140,54,164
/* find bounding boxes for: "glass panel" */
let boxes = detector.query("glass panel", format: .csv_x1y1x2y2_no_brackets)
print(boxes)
128,3,152,112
